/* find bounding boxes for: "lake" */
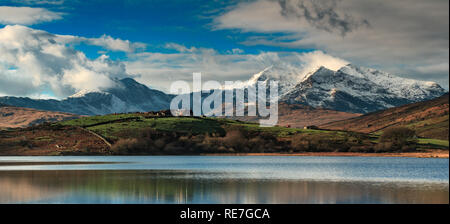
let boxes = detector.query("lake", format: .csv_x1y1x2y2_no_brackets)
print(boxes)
0,156,448,204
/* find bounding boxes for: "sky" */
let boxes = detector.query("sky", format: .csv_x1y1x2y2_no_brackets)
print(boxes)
0,0,448,99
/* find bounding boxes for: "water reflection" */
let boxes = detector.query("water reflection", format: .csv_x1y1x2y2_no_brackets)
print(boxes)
0,170,447,204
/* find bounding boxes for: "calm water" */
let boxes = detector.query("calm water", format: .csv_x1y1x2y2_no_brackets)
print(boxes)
0,156,448,204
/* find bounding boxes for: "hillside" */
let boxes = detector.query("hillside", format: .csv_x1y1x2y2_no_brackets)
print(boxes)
0,106,81,129
320,94,449,140
0,113,366,155
230,102,361,128
0,113,447,156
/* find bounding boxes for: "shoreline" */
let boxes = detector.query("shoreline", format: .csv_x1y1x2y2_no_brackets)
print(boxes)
0,150,447,158
202,150,449,158
0,161,123,166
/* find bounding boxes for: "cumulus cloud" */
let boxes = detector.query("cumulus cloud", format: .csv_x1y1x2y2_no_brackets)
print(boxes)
0,6,63,25
0,25,349,97
0,25,132,98
214,0,449,89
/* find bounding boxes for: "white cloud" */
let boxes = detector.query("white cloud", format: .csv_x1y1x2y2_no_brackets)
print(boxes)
296,51,348,73
55,34,147,53
11,0,65,5
126,43,348,92
83,35,147,53
0,6,63,25
164,43,196,53
3,26,346,98
126,46,266,91
214,0,449,89
231,48,244,54
0,25,131,98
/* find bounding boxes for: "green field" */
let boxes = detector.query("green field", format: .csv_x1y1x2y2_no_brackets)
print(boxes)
57,113,448,153
418,138,449,149
59,114,142,127
61,114,328,140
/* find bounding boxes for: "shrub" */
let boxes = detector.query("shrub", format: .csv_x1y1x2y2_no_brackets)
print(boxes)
163,142,184,153
248,136,265,152
220,129,247,149
153,138,166,149
111,138,139,154
379,127,417,151
291,134,311,151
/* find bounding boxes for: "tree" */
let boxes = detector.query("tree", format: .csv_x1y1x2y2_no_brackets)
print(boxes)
379,126,417,151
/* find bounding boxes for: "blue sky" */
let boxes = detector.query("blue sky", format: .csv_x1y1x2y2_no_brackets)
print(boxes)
9,0,308,58
0,0,448,98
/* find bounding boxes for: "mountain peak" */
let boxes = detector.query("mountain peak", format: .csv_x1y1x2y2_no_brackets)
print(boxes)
248,66,273,84
314,66,334,73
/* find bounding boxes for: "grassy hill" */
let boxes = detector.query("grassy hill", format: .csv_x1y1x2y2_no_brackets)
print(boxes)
320,94,449,140
60,114,335,142
0,111,447,156
0,113,371,155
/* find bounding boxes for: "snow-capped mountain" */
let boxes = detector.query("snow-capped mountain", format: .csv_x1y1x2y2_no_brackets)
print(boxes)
279,64,446,113
0,64,446,116
0,78,173,115
229,62,445,113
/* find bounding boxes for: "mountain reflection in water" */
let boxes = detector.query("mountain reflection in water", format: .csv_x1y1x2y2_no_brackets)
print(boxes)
0,170,447,204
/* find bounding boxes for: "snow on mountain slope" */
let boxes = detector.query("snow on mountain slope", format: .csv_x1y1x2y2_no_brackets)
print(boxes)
280,64,446,113
228,62,341,98
245,65,301,96
338,64,444,101
188,63,446,114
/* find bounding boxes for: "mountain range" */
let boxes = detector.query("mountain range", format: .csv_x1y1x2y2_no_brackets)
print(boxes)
0,78,172,115
0,64,447,115
249,64,446,113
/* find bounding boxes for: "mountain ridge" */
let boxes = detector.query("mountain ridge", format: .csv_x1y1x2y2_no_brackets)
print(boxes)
0,78,174,115
277,64,446,113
